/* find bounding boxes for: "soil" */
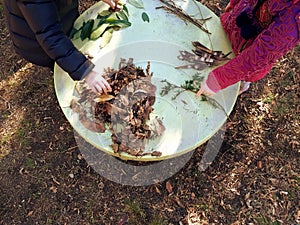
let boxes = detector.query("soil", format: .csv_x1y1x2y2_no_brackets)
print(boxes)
0,1,299,225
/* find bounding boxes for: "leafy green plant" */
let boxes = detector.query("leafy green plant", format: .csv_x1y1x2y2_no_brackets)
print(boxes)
124,198,146,219
262,93,276,104
26,157,35,168
149,217,167,225
69,7,131,41
255,216,281,225
160,72,204,99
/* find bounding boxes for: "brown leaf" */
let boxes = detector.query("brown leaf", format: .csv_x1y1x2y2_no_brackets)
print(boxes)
80,117,105,133
118,214,129,225
49,186,57,193
94,94,115,102
27,211,34,217
95,120,106,133
151,151,162,157
70,99,81,113
174,196,184,208
295,210,300,222
155,186,161,195
166,181,173,194
257,161,262,169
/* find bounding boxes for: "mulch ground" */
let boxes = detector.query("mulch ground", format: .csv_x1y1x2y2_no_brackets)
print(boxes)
0,1,299,224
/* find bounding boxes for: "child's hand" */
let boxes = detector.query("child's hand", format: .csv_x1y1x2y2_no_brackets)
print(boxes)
196,80,216,97
84,70,112,94
102,0,119,10
225,2,232,12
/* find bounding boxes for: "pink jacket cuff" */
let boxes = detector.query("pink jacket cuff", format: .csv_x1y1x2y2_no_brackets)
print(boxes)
206,71,222,92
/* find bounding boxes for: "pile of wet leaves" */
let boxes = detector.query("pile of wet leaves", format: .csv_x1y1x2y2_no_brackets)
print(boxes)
71,58,165,156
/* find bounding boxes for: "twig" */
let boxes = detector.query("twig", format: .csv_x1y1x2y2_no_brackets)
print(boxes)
0,96,11,110
192,41,231,61
156,0,211,34
202,96,231,120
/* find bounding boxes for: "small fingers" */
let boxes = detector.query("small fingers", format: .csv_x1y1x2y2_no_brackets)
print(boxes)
94,84,104,94
196,89,203,97
85,70,112,94
98,78,112,93
110,1,115,9
106,0,118,9
101,79,112,92
94,79,112,94
102,0,112,8
98,83,108,94
225,3,232,12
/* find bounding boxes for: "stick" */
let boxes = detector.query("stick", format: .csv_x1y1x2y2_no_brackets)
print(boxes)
156,0,211,34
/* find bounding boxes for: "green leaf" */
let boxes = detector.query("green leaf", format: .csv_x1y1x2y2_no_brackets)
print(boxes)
91,18,103,30
69,27,78,38
128,0,144,9
71,29,82,40
141,12,150,23
80,19,94,40
123,5,129,15
98,9,112,17
100,28,114,48
116,10,129,22
106,19,132,28
90,23,110,40
105,12,119,22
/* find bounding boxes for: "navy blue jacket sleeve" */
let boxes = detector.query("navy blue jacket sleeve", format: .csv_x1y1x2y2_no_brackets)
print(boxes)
16,0,94,80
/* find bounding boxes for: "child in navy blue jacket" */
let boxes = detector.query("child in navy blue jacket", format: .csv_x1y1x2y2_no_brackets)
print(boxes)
3,0,117,93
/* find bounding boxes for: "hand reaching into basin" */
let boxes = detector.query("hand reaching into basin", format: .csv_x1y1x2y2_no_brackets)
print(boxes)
102,0,119,10
196,80,216,97
84,70,112,94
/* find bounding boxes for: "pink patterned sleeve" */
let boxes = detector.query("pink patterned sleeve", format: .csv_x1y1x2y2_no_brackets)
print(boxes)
206,9,300,92
230,0,242,8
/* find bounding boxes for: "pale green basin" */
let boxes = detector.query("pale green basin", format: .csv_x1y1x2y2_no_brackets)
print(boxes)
54,0,239,161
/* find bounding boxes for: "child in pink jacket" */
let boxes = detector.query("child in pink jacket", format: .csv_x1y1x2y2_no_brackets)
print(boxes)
197,0,300,96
